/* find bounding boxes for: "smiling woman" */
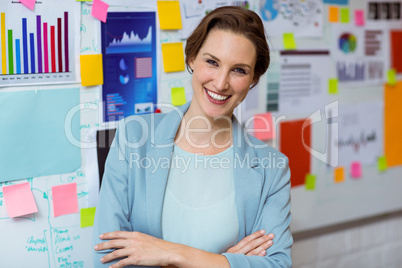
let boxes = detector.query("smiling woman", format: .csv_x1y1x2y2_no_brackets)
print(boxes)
93,6,292,268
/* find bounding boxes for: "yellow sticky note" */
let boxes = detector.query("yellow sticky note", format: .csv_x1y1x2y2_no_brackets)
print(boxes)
80,207,96,228
329,6,339,23
328,78,338,94
162,42,185,73
305,174,316,191
171,87,186,106
157,1,182,30
377,156,387,172
334,166,345,183
340,8,350,23
283,33,296,50
80,54,103,86
387,69,397,85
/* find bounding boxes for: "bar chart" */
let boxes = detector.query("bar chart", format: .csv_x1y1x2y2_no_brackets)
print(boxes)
0,1,79,86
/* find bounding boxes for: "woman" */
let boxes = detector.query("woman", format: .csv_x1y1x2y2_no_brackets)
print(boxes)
93,6,292,268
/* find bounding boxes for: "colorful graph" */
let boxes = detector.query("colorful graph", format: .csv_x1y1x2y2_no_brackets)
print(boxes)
339,33,357,54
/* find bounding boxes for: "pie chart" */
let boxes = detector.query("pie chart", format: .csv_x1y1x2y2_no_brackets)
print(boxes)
339,33,357,54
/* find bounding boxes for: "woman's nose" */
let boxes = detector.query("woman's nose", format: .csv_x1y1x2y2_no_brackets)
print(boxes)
213,70,229,91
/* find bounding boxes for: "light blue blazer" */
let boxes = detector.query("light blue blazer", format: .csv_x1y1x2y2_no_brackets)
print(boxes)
93,102,293,267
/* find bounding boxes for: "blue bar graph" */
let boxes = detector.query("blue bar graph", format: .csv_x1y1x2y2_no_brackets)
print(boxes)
15,39,21,74
22,18,28,74
30,33,35,73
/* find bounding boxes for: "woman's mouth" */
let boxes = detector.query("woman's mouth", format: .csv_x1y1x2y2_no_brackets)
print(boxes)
205,88,231,104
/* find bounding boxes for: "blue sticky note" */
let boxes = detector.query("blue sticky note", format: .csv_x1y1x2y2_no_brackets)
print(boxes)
0,88,81,182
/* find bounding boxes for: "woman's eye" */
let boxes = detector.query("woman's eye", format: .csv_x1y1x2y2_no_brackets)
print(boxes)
234,68,246,74
207,59,218,66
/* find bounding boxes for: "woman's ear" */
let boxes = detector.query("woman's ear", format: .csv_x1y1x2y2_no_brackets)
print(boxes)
188,58,195,72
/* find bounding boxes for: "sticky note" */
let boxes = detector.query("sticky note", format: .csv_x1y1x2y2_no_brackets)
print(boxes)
91,0,109,23
52,183,79,217
80,207,96,228
305,174,316,190
80,54,103,86
161,42,185,72
377,156,387,172
253,113,275,140
20,0,35,10
328,78,338,94
334,166,345,183
340,8,350,23
350,161,362,178
283,33,296,50
171,87,186,106
385,81,402,167
355,10,365,26
387,69,397,85
329,6,339,23
157,1,182,30
3,182,38,218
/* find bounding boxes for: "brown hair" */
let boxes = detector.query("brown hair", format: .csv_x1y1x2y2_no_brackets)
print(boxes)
185,6,270,88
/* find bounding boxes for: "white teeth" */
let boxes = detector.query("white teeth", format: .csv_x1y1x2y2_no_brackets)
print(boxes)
206,90,229,101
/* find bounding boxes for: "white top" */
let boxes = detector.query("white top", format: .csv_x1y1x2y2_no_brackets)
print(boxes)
162,145,239,254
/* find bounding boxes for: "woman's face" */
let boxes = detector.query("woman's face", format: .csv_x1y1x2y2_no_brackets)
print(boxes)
188,29,257,119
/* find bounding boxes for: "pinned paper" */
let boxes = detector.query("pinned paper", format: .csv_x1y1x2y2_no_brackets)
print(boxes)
91,0,109,23
391,31,402,73
283,33,296,50
328,78,338,94
157,1,182,30
20,0,35,10
3,182,38,218
171,87,186,106
253,113,275,141
377,156,387,172
161,42,185,72
52,183,79,217
387,69,397,85
80,207,96,228
340,8,350,23
80,54,103,86
305,174,316,190
334,167,345,183
329,6,339,23
355,10,365,26
350,161,362,178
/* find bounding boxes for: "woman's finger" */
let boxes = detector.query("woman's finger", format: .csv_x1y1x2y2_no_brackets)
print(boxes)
240,233,273,255
246,239,273,256
99,231,133,240
101,248,132,264
227,230,266,253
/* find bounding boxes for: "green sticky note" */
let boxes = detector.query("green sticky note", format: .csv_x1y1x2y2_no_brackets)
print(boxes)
283,33,296,50
76,0,92,2
340,8,350,23
80,207,96,228
377,156,387,172
171,87,186,106
387,69,397,85
328,78,338,94
305,174,316,190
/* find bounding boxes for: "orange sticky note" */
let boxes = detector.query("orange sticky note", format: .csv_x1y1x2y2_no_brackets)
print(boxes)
3,182,38,218
20,0,35,10
161,42,185,72
355,10,365,26
253,113,275,140
334,166,345,183
80,54,104,86
157,1,182,30
80,207,96,228
91,0,109,23
350,161,362,178
52,183,79,217
329,6,339,23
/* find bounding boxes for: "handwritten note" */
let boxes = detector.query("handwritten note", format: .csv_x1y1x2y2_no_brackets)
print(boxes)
253,113,275,141
334,166,345,183
355,10,365,26
340,8,350,23
91,0,109,23
283,33,296,50
171,87,186,106
157,1,182,30
80,54,104,86
305,174,316,190
329,6,339,23
328,78,339,94
20,0,35,10
52,183,79,217
3,182,38,218
350,161,362,178
161,42,185,72
80,207,96,228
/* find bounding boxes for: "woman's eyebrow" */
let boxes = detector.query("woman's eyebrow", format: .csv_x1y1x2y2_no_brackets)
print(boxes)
203,52,252,69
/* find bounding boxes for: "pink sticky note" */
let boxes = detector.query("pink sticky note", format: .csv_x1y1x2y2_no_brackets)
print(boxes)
355,10,365,26
351,161,362,178
253,113,275,141
52,183,79,217
91,0,109,23
20,0,35,10
3,182,38,218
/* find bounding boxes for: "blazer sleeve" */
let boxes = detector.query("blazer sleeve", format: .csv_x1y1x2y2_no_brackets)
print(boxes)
222,157,293,267
92,120,133,267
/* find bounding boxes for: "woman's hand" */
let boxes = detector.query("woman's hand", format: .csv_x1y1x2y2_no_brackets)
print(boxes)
94,231,178,268
226,230,274,257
